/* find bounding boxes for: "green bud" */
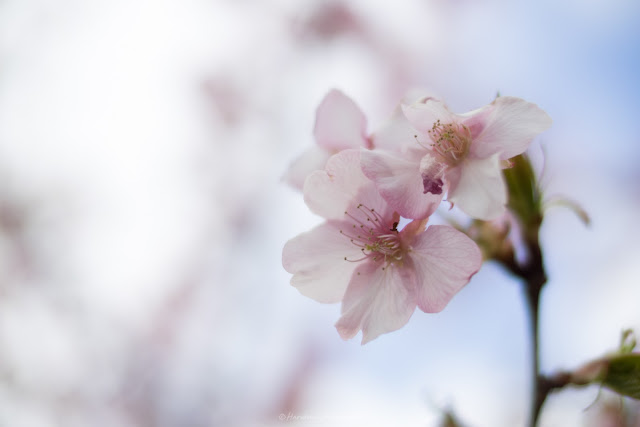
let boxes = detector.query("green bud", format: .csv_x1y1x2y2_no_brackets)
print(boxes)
601,353,640,400
502,154,543,232
571,331,640,400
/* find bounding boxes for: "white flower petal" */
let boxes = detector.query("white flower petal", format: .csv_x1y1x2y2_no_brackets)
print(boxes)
409,225,482,313
304,149,389,220
468,96,552,160
448,155,507,220
401,97,454,134
282,221,362,304
370,105,415,152
282,146,332,191
360,148,442,220
335,261,417,344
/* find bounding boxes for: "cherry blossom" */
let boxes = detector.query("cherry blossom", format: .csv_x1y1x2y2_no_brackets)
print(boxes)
282,149,482,344
283,89,371,190
361,96,552,220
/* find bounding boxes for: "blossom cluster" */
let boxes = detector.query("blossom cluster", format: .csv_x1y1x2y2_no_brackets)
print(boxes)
283,89,552,344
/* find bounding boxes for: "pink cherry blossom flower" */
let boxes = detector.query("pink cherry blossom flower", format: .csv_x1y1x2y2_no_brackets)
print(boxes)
282,149,482,344
361,96,552,220
283,89,371,190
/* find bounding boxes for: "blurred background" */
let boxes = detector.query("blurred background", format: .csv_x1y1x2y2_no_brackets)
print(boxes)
0,0,639,426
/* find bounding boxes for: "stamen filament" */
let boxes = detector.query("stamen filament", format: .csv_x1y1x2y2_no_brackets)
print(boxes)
341,202,403,267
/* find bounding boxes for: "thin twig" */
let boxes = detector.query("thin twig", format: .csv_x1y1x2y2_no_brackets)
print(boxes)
498,224,550,427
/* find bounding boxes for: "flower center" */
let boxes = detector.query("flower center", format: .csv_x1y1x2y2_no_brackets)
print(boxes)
427,119,471,165
340,204,402,266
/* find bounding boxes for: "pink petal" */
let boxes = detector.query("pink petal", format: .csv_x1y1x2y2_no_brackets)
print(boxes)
369,105,415,153
399,218,428,241
408,225,482,313
447,155,507,220
457,104,493,140
303,149,389,220
370,90,444,152
467,96,552,160
314,89,370,151
401,97,454,134
335,261,417,344
282,146,332,191
282,220,363,304
360,148,443,220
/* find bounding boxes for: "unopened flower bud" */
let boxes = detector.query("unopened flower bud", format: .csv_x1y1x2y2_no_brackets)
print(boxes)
570,330,640,399
502,154,543,242
600,354,640,399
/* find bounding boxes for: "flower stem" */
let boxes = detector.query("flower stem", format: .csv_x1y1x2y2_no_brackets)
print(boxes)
525,270,545,427
498,223,548,426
